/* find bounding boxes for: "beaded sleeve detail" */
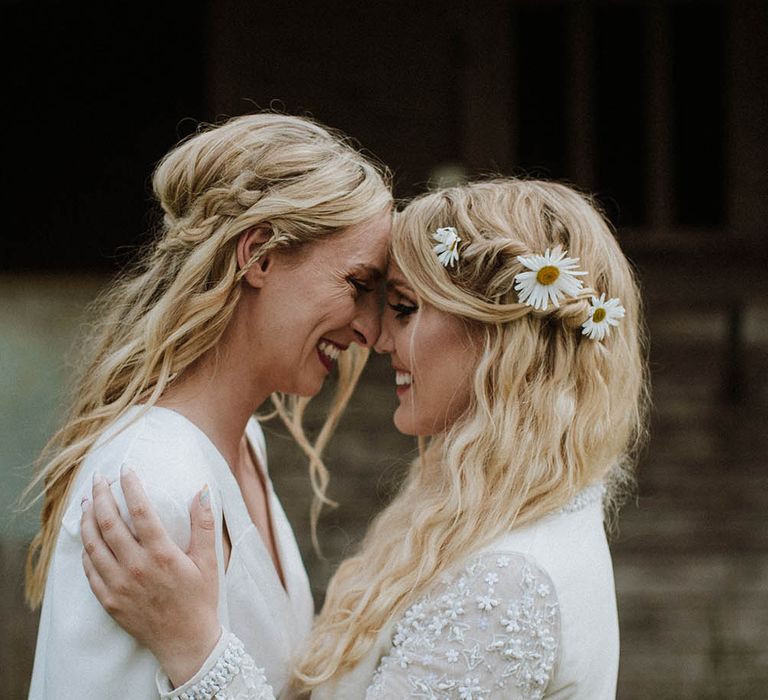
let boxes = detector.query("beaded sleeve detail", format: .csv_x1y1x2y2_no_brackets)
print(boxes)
554,482,605,515
365,552,560,699
161,633,276,700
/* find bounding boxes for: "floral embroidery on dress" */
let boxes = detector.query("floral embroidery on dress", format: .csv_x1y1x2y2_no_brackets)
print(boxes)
164,633,276,700
366,553,560,699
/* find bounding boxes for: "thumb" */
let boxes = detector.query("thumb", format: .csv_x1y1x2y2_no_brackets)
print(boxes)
188,484,217,572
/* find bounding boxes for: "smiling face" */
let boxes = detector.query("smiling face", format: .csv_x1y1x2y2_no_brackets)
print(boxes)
241,212,391,398
375,263,480,436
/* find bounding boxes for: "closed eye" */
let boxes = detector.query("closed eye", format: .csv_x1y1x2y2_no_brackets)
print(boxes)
349,277,374,295
388,302,417,319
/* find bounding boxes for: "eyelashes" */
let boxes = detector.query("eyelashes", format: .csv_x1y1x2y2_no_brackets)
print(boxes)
388,302,417,319
386,286,418,319
348,277,374,295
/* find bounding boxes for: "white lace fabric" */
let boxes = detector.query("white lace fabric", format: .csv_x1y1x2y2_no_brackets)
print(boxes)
365,552,560,699
158,630,275,700
163,482,613,700
163,551,559,700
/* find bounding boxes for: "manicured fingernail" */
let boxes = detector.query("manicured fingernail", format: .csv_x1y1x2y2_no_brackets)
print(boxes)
121,463,135,478
92,471,104,486
199,484,210,508
80,496,90,512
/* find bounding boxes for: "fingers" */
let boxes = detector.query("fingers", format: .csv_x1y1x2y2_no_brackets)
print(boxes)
80,496,123,588
82,546,110,603
91,471,140,563
120,465,173,549
187,484,217,573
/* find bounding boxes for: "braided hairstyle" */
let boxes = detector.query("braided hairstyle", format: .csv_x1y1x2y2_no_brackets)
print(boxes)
295,178,648,689
24,113,392,607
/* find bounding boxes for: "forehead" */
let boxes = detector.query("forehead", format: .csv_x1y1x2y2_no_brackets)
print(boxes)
322,214,391,275
385,264,408,287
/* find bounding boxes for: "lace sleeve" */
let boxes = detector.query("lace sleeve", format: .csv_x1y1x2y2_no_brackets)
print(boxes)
157,630,277,700
365,552,560,700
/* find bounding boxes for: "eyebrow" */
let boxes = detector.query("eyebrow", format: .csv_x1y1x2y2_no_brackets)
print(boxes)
385,276,413,293
353,263,386,281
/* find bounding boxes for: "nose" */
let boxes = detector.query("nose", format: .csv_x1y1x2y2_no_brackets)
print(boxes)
373,311,394,354
350,295,382,348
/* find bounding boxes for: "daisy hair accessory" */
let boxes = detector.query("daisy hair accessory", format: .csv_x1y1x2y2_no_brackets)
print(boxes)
581,293,625,341
433,226,462,268
514,245,588,310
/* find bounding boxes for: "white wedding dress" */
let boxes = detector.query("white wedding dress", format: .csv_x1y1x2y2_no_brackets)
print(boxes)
29,406,314,700
167,482,619,699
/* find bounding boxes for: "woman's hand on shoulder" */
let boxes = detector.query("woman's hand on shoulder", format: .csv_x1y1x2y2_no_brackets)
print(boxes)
80,466,221,686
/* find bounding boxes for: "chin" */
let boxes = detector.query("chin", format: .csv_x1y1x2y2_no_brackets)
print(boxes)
284,374,326,399
296,382,324,398
393,407,431,437
394,402,465,437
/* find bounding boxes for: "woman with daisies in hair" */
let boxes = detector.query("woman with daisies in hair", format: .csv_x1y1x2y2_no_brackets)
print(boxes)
79,178,648,699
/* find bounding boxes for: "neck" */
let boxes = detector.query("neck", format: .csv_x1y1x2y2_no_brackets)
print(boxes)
158,347,271,470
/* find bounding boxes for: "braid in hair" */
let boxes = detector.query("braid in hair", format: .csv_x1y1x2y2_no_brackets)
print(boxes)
24,112,392,608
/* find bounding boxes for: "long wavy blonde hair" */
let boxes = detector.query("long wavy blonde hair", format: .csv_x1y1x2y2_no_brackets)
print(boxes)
24,113,392,608
296,178,649,687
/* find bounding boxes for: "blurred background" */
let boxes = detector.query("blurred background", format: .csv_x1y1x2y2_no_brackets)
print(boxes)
2,0,767,697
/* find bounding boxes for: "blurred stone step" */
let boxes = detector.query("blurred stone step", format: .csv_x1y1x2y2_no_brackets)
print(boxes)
615,510,768,554
617,652,768,700
614,554,768,596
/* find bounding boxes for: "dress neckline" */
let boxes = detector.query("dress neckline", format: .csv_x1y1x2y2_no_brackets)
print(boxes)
554,481,606,516
134,405,290,600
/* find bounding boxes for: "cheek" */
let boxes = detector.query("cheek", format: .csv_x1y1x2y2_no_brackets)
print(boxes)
426,357,471,407
410,323,462,384
416,343,476,423
303,292,355,339
386,320,412,362
326,289,359,325
452,361,476,412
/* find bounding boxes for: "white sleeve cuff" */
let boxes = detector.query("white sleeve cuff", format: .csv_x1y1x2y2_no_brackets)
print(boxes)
156,626,230,698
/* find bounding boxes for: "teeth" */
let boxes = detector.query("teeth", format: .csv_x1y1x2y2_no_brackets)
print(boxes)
318,341,341,361
395,371,413,386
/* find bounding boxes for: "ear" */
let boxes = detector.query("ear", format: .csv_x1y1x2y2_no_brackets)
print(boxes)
237,226,273,289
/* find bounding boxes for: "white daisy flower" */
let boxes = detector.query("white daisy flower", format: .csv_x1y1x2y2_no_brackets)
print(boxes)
582,293,625,340
514,245,587,310
432,226,462,267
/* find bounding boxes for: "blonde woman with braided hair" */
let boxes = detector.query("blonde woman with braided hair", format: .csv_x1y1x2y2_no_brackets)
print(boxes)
26,113,392,699
78,178,648,699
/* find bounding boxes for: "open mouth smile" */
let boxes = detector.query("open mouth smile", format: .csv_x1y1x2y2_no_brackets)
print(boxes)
395,368,413,396
317,339,346,372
